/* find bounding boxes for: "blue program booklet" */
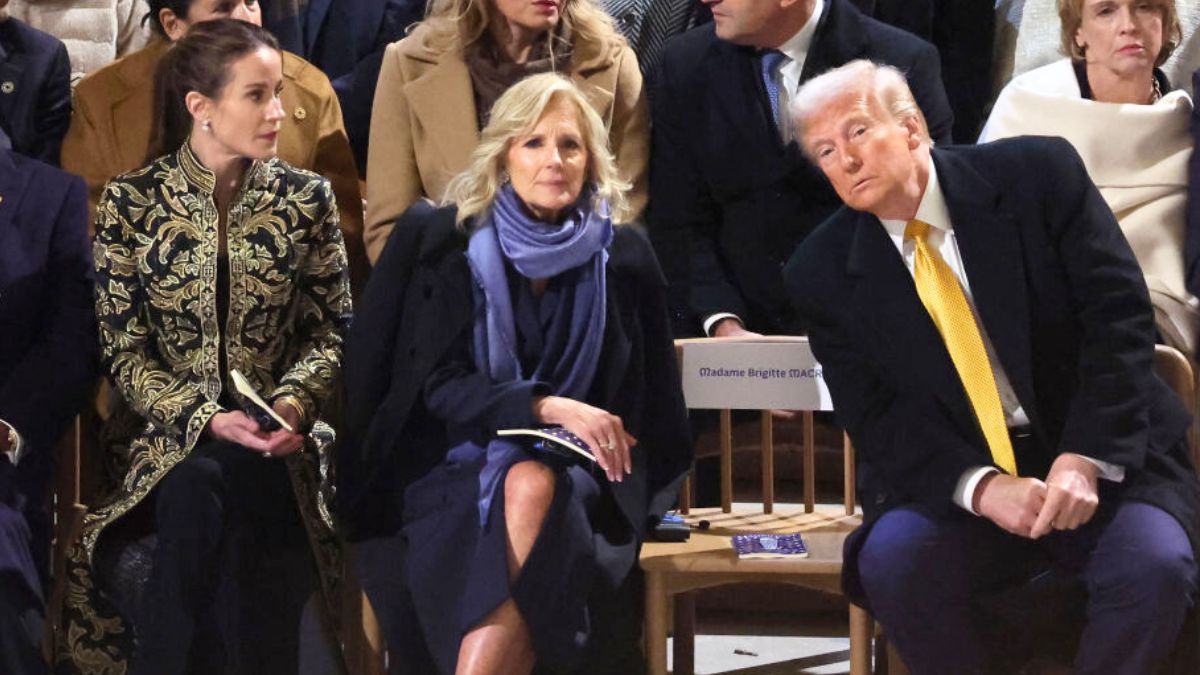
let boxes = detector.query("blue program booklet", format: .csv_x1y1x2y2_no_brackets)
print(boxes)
732,533,809,559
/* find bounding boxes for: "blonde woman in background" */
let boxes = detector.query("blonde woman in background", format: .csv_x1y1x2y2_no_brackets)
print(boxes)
363,0,648,264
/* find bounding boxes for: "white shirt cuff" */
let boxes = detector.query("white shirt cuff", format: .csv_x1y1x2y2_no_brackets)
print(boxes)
954,466,998,515
0,418,24,467
1069,453,1125,482
703,312,743,337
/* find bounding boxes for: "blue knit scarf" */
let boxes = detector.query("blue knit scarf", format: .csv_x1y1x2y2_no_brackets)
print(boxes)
460,184,612,524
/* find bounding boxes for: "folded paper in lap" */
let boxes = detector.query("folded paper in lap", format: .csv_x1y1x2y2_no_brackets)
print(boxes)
732,533,809,559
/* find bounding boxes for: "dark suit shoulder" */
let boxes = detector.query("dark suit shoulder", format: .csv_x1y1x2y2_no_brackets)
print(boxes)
947,136,1087,192
3,16,65,57
8,150,78,192
853,9,940,63
657,23,726,87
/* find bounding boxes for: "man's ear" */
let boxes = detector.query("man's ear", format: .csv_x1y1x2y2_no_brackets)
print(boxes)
903,116,923,150
160,8,189,42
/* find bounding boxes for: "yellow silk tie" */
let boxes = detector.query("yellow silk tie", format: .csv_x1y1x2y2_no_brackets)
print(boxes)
905,219,1018,475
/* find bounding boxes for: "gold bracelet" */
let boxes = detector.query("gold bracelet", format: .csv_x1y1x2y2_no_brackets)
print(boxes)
275,396,307,428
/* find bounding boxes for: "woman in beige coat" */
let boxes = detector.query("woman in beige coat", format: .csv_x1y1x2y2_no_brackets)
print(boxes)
364,0,649,263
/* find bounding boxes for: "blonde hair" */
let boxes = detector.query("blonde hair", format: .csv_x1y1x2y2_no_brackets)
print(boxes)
420,0,622,55
1058,0,1180,67
443,72,631,228
791,60,931,160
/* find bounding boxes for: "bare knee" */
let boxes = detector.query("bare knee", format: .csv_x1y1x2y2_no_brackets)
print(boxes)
504,462,556,527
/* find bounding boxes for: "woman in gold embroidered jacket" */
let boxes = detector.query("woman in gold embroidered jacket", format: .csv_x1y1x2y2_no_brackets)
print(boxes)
60,19,352,674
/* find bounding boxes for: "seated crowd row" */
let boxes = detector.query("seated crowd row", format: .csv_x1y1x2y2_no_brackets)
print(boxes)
3,1,1200,674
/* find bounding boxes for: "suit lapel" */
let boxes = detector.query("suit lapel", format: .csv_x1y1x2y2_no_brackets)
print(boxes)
405,54,478,179
846,209,977,430
934,149,1040,426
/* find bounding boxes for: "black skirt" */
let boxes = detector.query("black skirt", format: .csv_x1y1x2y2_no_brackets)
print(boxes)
402,451,646,675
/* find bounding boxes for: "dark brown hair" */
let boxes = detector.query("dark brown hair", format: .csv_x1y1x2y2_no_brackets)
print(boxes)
146,18,280,162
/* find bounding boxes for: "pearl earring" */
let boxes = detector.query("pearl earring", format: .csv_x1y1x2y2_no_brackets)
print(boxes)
203,119,212,132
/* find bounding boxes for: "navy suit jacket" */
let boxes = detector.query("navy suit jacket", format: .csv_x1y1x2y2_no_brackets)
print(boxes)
264,0,425,175
0,149,96,581
0,17,70,166
648,0,953,337
785,138,1200,601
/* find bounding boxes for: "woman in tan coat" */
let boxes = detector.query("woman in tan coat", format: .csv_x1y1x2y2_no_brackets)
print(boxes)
364,0,649,264
61,0,369,290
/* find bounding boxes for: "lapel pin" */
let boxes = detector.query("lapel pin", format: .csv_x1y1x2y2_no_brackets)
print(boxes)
293,106,307,121
0,82,14,94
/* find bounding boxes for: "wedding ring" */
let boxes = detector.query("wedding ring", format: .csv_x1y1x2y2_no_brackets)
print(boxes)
603,439,616,450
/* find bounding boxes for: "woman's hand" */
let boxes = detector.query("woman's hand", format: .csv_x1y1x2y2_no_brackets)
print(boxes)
205,411,304,457
532,396,636,482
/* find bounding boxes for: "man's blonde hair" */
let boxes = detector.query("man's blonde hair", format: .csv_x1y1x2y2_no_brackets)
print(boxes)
443,72,631,228
1057,0,1180,67
791,60,930,161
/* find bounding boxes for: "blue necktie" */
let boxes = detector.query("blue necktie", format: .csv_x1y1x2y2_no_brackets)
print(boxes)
760,50,787,132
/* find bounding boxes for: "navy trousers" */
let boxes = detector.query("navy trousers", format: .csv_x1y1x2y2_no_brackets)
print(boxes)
858,499,1197,674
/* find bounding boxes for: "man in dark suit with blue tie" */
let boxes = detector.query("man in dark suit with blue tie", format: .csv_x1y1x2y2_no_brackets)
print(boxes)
786,60,1200,674
0,2,70,165
648,0,953,339
0,148,96,674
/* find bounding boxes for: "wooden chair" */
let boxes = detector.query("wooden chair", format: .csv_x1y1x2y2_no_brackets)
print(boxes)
640,336,873,675
43,414,90,663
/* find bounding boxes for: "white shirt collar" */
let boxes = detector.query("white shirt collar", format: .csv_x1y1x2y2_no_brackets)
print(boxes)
775,0,823,64
880,160,954,239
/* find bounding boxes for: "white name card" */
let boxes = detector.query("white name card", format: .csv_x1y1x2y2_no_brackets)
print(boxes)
679,337,833,411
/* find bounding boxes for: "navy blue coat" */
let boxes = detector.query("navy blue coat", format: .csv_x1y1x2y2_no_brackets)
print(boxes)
0,17,70,166
264,0,426,175
0,149,96,586
647,0,954,337
339,202,692,543
785,138,1200,604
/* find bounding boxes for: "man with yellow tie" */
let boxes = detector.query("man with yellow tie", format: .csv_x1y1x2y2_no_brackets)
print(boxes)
784,59,1200,675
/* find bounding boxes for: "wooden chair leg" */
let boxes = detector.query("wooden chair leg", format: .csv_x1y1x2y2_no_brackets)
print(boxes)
849,603,873,675
886,636,910,675
645,572,668,675
672,593,696,675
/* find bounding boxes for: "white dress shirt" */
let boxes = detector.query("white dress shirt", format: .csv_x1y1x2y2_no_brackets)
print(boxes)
879,163,1123,515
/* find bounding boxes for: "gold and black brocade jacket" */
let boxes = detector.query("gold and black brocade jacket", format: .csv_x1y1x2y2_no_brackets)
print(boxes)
59,143,352,674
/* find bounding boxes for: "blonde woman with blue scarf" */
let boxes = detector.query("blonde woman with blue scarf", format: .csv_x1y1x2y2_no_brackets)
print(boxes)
341,73,691,675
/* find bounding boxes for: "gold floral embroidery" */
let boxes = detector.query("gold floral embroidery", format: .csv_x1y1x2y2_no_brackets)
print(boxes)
60,145,352,674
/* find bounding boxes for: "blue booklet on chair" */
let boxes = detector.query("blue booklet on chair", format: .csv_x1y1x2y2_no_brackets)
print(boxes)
497,427,596,464
732,533,809,559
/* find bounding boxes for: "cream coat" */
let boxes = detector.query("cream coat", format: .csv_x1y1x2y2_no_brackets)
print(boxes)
364,22,649,263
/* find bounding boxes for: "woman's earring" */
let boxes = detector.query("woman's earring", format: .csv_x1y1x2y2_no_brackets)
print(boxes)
500,171,510,185
203,119,212,133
